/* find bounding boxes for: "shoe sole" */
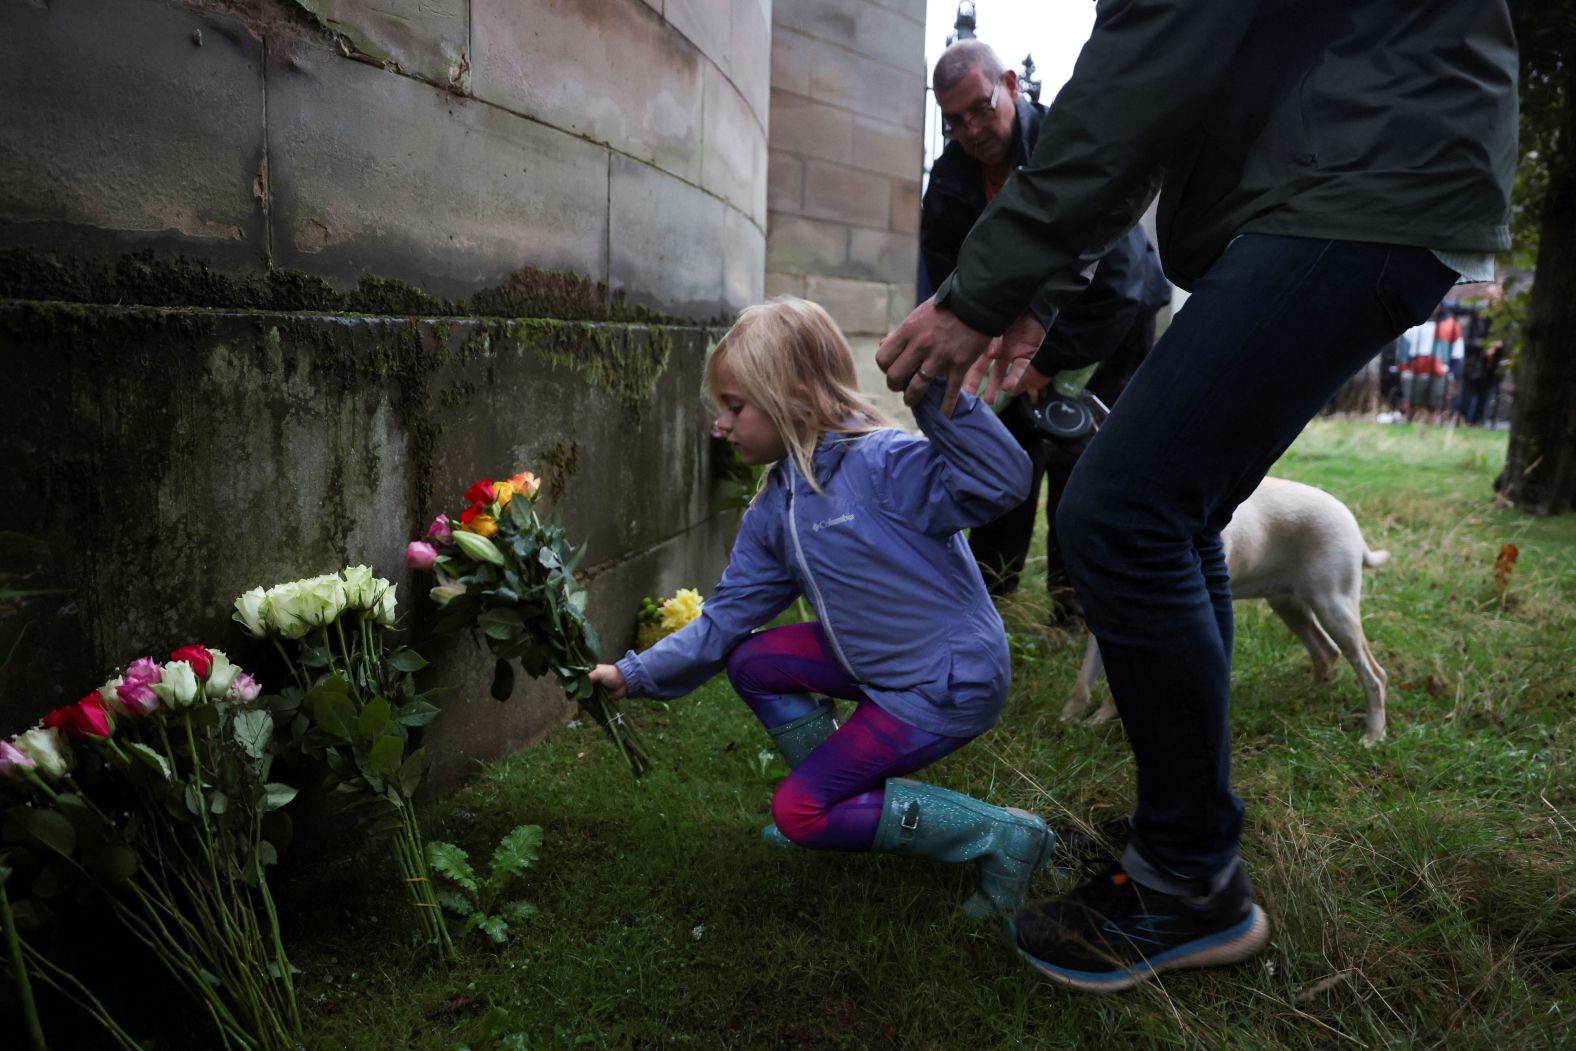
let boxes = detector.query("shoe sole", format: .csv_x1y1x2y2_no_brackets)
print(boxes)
1011,904,1271,993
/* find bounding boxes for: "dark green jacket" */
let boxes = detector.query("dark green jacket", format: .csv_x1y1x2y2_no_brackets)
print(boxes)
934,0,1519,335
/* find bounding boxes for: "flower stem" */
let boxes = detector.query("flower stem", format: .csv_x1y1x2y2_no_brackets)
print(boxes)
1,884,48,1051
19,940,143,1051
270,635,307,691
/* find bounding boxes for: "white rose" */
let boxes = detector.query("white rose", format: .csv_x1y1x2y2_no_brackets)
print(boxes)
204,649,240,701
299,574,348,628
152,660,200,708
99,675,127,717
15,727,73,780
341,565,379,610
375,581,398,626
233,586,269,638
264,581,311,639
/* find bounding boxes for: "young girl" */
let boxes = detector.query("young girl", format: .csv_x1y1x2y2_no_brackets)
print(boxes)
589,296,1054,916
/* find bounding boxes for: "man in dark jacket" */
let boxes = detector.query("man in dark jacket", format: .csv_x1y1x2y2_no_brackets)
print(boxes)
922,40,1171,618
879,1,1516,992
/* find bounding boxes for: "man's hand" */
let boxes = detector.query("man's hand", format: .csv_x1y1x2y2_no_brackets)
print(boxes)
962,313,1053,404
876,297,993,416
589,663,627,700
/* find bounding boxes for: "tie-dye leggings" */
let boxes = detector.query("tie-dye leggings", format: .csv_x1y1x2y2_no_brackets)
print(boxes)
726,622,972,850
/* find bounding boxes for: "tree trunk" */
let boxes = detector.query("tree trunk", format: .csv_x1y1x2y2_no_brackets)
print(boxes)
1499,73,1576,515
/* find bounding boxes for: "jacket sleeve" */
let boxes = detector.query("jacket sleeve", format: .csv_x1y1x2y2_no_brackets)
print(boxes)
932,0,1260,335
615,494,799,700
1031,225,1150,374
875,386,1032,537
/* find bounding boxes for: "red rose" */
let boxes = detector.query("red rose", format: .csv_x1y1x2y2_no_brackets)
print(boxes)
463,478,495,505
459,501,486,526
43,694,113,739
170,644,214,678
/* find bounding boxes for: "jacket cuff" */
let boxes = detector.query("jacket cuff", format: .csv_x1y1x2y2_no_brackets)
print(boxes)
933,273,1015,336
615,652,651,698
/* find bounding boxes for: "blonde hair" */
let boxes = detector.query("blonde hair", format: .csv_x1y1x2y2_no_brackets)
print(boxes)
705,296,896,494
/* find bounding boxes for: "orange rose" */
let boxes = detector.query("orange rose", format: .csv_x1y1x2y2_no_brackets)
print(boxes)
509,471,542,498
468,513,499,538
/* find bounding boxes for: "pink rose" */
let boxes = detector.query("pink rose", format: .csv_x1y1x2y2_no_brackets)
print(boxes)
426,513,453,545
228,673,262,705
116,677,163,718
405,541,439,571
0,740,35,778
125,657,162,685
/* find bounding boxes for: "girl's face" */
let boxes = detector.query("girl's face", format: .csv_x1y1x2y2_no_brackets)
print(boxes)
712,360,788,466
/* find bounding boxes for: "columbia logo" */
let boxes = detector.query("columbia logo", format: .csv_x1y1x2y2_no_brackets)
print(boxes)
812,513,855,532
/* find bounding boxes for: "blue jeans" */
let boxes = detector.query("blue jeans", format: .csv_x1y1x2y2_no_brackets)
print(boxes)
1057,236,1456,886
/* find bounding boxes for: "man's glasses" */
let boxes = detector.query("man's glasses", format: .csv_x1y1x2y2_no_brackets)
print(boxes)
941,78,1003,136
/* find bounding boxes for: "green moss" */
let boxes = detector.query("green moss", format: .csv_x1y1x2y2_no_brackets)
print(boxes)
537,439,581,502
511,318,673,408
0,248,697,325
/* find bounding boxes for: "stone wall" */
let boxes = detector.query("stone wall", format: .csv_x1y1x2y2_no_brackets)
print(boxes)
0,0,773,784
764,0,927,417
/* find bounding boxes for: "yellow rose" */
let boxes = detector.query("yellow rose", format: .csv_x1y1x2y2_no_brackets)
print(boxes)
492,481,514,509
469,513,499,538
659,588,704,633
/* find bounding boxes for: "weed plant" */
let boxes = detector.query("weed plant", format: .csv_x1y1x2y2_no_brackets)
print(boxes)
288,421,1573,1051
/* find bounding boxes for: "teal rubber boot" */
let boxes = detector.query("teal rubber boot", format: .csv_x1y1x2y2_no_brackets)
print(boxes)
870,778,1057,917
760,699,838,848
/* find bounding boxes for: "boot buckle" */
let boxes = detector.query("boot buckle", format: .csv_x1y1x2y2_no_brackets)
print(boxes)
900,800,920,831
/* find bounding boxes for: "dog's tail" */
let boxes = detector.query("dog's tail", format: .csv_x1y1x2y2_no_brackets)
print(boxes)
1363,548,1391,569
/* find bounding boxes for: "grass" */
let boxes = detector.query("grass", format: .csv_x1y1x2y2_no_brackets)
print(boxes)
286,419,1574,1051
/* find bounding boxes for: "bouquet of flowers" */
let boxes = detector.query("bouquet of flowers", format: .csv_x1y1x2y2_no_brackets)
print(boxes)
406,470,650,775
0,646,300,1051
233,567,454,961
635,587,705,651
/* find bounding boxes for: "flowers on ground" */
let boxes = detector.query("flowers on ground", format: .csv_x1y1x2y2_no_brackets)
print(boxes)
1,646,301,1051
636,588,706,651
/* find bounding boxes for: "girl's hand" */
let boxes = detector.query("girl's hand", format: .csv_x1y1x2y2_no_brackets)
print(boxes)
589,663,628,700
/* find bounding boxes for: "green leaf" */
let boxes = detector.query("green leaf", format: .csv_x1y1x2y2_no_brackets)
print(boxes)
437,888,475,917
82,843,139,885
387,648,428,673
500,899,538,924
394,699,442,727
509,494,535,528
369,734,404,780
3,808,76,858
398,747,426,798
263,783,299,811
126,741,173,780
568,589,588,614
426,840,477,893
231,709,273,759
469,913,509,943
478,607,525,640
489,824,543,883
538,546,562,569
208,790,229,815
358,695,393,741
311,690,357,740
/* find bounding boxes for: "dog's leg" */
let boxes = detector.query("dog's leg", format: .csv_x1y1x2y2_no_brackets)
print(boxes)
1266,594,1341,680
1305,594,1388,745
1063,634,1103,720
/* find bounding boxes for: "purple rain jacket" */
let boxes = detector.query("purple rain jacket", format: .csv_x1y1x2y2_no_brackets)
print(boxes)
616,385,1032,737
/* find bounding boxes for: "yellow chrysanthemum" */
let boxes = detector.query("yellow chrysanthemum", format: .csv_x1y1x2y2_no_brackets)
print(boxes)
658,588,704,633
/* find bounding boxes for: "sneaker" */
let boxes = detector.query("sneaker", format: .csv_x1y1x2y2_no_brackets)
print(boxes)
1010,863,1269,992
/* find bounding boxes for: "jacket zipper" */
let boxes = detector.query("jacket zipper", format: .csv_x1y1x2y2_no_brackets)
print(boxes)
783,459,858,678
